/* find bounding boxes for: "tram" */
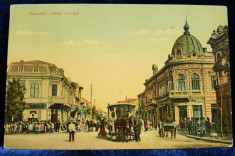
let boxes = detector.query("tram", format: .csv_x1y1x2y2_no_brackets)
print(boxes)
107,103,136,141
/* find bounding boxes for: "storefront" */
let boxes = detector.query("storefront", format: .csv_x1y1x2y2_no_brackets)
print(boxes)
49,103,71,123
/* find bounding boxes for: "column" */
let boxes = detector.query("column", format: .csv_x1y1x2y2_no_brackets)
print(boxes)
175,106,179,124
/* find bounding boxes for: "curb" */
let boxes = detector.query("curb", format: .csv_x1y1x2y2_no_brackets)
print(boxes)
186,135,233,145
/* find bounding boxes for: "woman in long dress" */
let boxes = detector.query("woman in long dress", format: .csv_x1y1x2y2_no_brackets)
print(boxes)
81,122,84,132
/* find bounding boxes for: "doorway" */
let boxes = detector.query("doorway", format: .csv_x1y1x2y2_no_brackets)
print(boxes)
179,106,187,121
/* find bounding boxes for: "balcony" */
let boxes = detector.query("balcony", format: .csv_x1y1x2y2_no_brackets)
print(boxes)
169,91,190,98
48,96,66,104
169,90,202,98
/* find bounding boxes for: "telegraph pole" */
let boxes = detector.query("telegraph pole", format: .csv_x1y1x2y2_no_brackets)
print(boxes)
91,84,92,119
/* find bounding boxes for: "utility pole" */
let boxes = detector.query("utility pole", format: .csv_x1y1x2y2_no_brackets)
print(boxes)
91,84,92,119
220,87,224,139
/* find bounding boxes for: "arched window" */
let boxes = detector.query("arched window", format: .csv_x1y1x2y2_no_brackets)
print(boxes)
178,74,185,91
211,76,216,90
191,73,200,90
177,50,181,58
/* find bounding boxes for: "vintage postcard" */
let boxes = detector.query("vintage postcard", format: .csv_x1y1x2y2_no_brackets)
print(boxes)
4,4,232,149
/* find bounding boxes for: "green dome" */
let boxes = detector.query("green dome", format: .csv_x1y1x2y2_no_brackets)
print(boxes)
171,22,204,56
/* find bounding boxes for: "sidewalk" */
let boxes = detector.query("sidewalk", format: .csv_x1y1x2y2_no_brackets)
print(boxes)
177,129,233,145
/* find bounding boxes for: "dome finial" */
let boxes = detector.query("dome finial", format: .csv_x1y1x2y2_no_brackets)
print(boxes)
184,15,190,35
186,14,187,23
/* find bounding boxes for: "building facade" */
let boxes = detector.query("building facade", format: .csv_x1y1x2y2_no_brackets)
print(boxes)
140,22,217,129
207,25,232,134
7,60,80,123
137,91,147,120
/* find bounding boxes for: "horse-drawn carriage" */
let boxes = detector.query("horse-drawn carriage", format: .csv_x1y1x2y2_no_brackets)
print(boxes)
159,122,177,138
86,115,98,132
107,103,136,142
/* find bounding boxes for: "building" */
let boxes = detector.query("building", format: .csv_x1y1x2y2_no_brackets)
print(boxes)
207,25,232,134
141,22,217,129
117,97,138,114
137,91,146,120
7,60,80,123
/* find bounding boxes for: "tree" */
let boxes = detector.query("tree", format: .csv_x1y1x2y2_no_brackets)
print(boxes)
85,105,101,121
5,78,26,122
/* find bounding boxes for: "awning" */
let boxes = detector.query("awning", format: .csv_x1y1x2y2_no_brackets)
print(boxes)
49,103,71,110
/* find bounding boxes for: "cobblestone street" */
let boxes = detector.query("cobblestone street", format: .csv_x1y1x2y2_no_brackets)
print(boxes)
4,130,231,150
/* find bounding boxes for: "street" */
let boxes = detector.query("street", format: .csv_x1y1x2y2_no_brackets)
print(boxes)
4,130,230,150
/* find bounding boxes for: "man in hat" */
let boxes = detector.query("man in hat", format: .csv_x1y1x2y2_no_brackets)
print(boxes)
68,118,76,142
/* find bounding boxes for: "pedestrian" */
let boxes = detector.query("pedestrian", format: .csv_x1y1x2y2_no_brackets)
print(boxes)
47,123,51,133
51,122,54,132
205,117,211,135
187,118,192,135
14,123,18,134
155,120,158,131
81,121,84,132
184,118,188,131
40,122,44,133
84,121,88,132
134,119,140,142
68,118,76,142
57,121,60,132
5,123,9,134
179,118,184,131
19,122,22,133
201,117,206,135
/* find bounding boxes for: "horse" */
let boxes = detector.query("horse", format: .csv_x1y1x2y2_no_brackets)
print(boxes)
114,119,128,142
87,120,97,132
125,117,135,142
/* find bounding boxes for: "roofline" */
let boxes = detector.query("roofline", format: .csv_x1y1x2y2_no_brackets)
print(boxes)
144,60,214,85
107,103,136,107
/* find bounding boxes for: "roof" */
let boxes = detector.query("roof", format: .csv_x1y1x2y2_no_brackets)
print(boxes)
171,22,204,56
107,103,136,107
13,60,53,65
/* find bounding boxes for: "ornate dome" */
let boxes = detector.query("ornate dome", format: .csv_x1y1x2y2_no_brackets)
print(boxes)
171,22,204,56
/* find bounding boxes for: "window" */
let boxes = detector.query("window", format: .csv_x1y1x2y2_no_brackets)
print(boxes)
52,84,57,96
34,65,38,72
168,75,174,91
191,73,200,90
211,76,216,90
30,83,39,98
178,74,185,91
177,50,181,58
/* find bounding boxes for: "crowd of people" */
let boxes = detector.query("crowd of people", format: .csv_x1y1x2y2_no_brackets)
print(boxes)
5,121,57,134
4,119,102,134
179,117,212,136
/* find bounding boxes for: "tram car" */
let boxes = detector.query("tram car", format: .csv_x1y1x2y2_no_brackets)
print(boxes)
107,103,136,142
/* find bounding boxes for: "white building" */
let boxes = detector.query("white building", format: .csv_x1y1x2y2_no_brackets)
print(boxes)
7,60,78,123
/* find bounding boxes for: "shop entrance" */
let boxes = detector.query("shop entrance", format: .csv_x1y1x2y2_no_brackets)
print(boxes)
51,109,58,123
178,106,187,121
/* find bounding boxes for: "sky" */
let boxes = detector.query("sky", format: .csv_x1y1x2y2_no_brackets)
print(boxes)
7,4,228,111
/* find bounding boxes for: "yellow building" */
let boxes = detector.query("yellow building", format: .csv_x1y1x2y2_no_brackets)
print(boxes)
7,60,80,123
141,22,217,128
208,25,232,134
